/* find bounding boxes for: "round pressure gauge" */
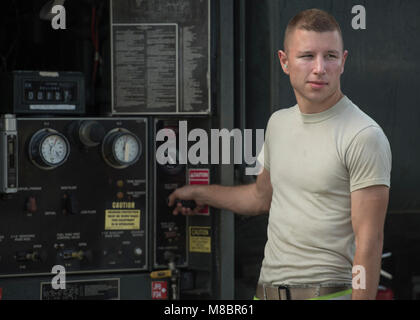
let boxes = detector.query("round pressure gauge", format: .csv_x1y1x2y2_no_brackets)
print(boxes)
29,129,70,170
102,128,142,169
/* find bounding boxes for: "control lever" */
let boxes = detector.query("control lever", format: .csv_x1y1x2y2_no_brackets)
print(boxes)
164,251,180,300
167,197,197,210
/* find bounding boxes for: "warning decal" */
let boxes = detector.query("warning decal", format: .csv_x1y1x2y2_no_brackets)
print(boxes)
105,210,141,230
189,169,210,215
151,281,168,300
189,226,211,253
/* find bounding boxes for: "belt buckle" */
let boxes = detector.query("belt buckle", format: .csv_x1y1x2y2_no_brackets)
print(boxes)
277,285,291,300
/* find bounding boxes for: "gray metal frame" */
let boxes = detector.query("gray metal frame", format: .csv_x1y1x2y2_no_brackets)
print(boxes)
217,0,235,300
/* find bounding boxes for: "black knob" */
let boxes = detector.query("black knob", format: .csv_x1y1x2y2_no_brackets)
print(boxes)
62,193,79,215
168,198,197,210
78,121,105,147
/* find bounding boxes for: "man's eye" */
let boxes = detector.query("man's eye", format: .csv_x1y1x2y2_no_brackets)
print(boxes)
327,54,337,59
301,55,313,58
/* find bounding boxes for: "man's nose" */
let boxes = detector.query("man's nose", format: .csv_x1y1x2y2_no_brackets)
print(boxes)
313,57,326,74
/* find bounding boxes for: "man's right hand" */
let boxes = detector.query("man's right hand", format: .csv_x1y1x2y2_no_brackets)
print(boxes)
167,185,206,216
167,168,272,217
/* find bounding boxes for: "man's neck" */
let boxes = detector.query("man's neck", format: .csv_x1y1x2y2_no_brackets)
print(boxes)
296,91,344,114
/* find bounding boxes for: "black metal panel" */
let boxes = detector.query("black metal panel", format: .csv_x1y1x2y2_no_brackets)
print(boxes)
0,117,148,277
0,273,151,300
0,0,232,300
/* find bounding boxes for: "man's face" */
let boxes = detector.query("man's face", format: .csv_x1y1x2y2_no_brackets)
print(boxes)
279,29,348,107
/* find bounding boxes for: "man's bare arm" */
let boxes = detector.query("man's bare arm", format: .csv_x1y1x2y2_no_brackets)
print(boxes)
351,185,389,300
168,168,273,216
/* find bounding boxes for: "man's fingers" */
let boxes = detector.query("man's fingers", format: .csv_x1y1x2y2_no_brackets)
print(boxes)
181,208,194,216
167,192,177,207
193,206,202,215
172,202,181,215
181,207,187,215
168,187,201,216
173,204,204,216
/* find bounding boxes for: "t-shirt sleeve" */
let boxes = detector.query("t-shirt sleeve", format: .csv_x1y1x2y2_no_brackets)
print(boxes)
345,125,392,192
256,144,265,174
257,114,274,172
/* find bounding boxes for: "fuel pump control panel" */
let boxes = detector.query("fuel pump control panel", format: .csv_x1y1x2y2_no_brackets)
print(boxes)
0,116,148,277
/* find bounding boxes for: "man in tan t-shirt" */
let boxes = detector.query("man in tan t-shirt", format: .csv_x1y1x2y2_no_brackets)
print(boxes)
168,9,391,300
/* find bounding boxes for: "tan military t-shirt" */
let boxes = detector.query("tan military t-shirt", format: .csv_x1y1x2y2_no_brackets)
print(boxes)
257,95,392,286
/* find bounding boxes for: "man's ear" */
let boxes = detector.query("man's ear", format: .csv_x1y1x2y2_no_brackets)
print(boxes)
278,50,289,74
341,50,349,74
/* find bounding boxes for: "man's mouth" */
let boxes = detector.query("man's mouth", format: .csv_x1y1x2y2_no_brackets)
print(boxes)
307,81,328,89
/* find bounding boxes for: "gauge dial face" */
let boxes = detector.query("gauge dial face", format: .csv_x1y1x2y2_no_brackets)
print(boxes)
113,134,140,164
40,134,69,165
102,129,142,169
29,129,70,170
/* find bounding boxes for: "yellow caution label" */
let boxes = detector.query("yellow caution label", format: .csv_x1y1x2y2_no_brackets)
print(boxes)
189,226,211,253
150,269,172,279
111,201,135,209
105,210,140,230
